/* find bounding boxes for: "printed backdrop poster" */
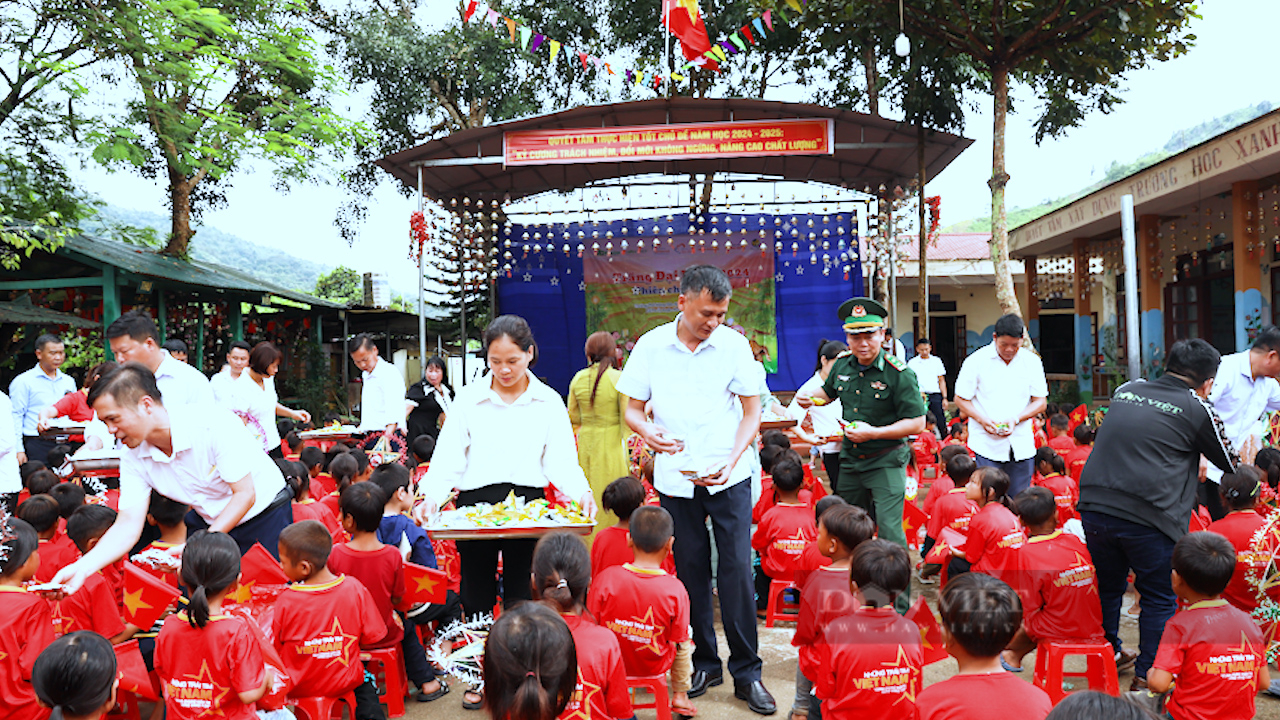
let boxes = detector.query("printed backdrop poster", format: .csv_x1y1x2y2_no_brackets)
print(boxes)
583,242,777,372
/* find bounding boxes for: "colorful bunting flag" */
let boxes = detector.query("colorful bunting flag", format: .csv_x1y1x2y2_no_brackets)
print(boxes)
123,562,181,630
519,25,532,51
505,16,517,43
740,24,755,44
764,9,774,31
530,34,545,52
662,0,719,71
785,0,803,12
753,17,767,38
729,32,746,52
719,40,738,55
404,562,449,606
549,39,561,64
486,8,499,26
463,0,478,23
578,51,589,69
904,597,949,666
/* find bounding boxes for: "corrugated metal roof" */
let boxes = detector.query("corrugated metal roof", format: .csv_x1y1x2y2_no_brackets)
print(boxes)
896,233,992,261
0,295,98,327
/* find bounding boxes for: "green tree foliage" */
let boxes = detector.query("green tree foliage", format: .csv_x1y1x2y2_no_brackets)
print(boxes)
805,0,1199,317
83,0,369,258
314,265,362,305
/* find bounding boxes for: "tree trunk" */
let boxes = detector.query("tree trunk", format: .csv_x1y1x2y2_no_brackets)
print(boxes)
987,65,1022,318
864,46,879,116
918,123,928,345
699,174,714,216
163,170,193,257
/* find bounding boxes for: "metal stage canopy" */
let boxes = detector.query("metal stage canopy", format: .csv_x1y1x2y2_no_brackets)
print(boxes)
376,97,972,202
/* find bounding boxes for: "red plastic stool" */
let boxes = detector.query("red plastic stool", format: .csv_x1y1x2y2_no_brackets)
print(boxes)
627,674,672,720
106,690,142,720
764,579,800,627
362,646,409,718
291,692,359,720
1032,640,1120,705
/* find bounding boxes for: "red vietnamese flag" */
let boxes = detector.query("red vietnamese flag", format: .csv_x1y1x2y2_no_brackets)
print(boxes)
403,562,448,606
1067,404,1088,433
123,562,181,629
904,597,949,666
662,0,718,71
115,639,160,701
923,526,967,564
227,543,290,604
902,502,928,549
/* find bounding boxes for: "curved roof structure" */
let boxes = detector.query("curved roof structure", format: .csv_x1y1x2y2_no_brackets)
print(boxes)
376,97,972,203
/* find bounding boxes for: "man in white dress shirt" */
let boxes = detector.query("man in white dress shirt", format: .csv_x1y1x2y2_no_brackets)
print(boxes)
106,310,213,409
0,391,21,513
52,363,290,596
617,265,775,715
10,333,76,465
349,333,407,436
953,314,1048,497
1202,326,1280,520
907,336,948,434
209,340,252,406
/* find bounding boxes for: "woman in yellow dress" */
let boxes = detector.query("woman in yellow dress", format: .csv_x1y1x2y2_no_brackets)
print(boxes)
567,331,630,537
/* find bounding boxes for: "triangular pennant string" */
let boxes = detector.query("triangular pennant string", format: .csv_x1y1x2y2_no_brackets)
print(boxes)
625,69,634,84
592,56,603,71
504,16,517,43
740,25,755,44
785,0,803,11
549,39,561,63
530,33,545,53
729,32,746,51
763,9,773,31
463,0,478,23
753,17,767,38
578,51,589,69
486,8,499,26
718,40,737,56
604,62,614,75
519,25,532,50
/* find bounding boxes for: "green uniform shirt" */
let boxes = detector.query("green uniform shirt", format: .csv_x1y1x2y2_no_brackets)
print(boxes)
822,348,927,463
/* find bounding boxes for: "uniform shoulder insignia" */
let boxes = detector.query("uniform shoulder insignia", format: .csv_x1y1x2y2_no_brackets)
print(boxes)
886,354,907,371
836,350,853,358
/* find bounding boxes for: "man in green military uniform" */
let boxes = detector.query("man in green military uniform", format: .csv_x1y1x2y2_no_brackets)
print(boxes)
797,297,926,611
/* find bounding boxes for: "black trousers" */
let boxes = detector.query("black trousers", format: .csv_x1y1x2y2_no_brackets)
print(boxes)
184,486,293,559
821,452,841,492
455,483,543,618
22,436,58,465
924,392,946,428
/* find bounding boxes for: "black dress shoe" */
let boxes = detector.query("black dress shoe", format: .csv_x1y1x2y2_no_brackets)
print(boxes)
734,680,777,715
687,670,724,698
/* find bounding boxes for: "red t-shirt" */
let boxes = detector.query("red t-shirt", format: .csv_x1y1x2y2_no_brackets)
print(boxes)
1047,435,1076,455
913,433,943,465
813,607,924,718
1065,445,1092,483
327,544,404,647
966,503,1024,583
52,392,92,442
590,525,674,579
926,490,977,541
52,571,124,638
1017,531,1104,643
100,558,125,615
137,541,183,590
311,473,337,499
155,612,267,720
0,587,55,720
1154,599,1267,720
272,575,387,698
916,672,1051,720
587,564,690,677
1031,473,1078,527
1205,511,1268,614
752,503,817,580
33,534,78,583
922,474,955,516
292,499,343,539
752,482,814,524
320,491,341,519
793,542,832,589
559,614,632,720
793,565,859,682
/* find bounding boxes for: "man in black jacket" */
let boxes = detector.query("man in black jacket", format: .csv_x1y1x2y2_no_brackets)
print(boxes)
1078,339,1238,689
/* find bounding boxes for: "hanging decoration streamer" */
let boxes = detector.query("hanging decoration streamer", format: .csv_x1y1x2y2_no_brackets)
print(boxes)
460,0,805,94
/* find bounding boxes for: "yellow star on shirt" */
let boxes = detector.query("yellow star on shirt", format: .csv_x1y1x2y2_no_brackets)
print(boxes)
629,607,669,656
321,617,361,668
1229,633,1263,693
561,670,603,720
171,660,232,717
880,645,918,704
1074,552,1099,596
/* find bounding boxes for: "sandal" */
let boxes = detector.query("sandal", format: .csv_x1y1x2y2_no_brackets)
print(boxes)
463,690,484,711
415,678,450,702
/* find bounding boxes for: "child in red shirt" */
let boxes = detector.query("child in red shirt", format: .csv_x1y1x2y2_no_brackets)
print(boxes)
814,540,924,720
531,531,633,720
327,483,405,650
1031,447,1078,528
1205,467,1269,614
155,531,271,720
793,496,847,591
1149,532,1269,720
16,495,77,583
753,458,817,611
1046,413,1075,454
1065,424,1094,484
792,504,875,718
58,504,134,643
31,631,121,720
275,520,385,718
920,446,970,517
285,459,343,540
753,447,813,524
320,452,358,518
301,446,337,499
592,476,675,578
921,454,977,582
916,573,1052,720
588,506,693,715
0,517,56,720
912,415,943,467
1000,488,1106,672
954,466,1024,585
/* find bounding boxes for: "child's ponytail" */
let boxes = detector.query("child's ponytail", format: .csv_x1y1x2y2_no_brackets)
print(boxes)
330,452,359,495
977,466,1014,511
484,603,577,720
33,631,117,720
531,531,591,615
179,530,242,629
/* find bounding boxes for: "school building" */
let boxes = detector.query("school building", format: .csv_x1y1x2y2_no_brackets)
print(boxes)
1007,107,1280,404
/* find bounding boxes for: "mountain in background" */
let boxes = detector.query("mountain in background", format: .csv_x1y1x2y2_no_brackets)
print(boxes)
83,203,334,294
944,100,1275,233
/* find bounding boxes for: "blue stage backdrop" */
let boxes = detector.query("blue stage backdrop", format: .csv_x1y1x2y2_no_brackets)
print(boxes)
497,212,864,395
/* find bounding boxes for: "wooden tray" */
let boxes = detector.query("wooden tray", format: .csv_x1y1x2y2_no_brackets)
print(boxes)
425,523,595,541
40,425,86,438
71,457,120,477
298,429,361,443
759,419,798,431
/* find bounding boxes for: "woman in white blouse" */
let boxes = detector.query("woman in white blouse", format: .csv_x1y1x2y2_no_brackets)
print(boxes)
230,342,310,458
415,315,594,708
786,340,848,487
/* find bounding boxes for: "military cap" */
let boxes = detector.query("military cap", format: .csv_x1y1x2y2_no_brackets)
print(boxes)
837,297,888,334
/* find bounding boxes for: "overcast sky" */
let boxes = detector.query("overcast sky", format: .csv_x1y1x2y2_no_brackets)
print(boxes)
73,3,1277,294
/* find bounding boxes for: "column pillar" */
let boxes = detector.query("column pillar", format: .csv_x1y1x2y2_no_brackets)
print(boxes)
1138,214,1163,375
102,266,120,360
196,303,205,373
230,301,244,342
1073,238,1094,404
1233,180,1262,351
1024,255,1039,347
157,286,167,342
